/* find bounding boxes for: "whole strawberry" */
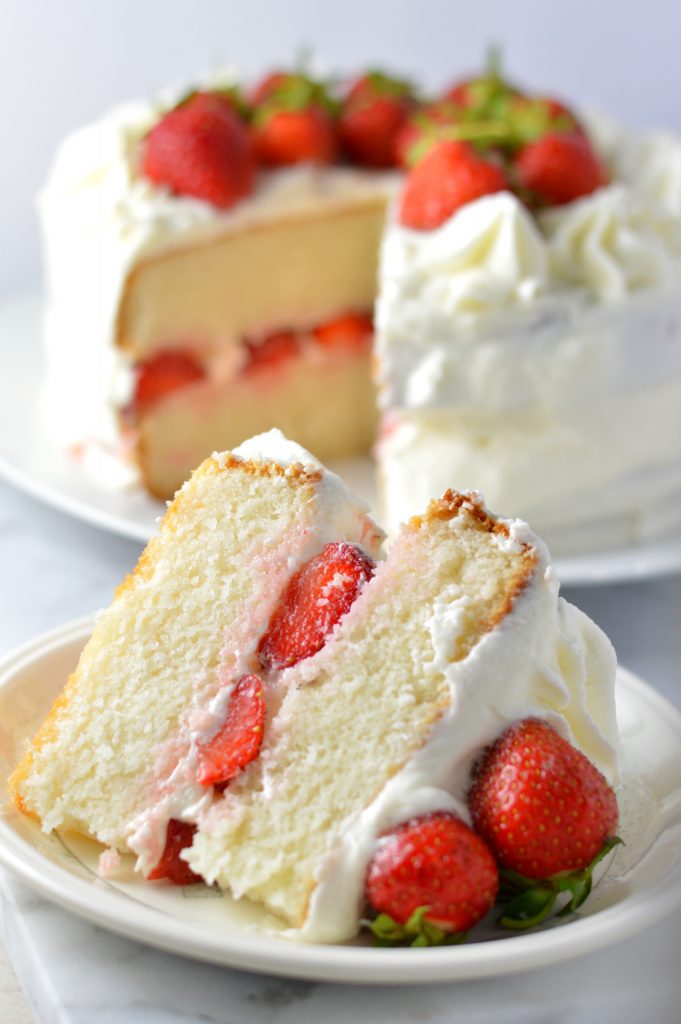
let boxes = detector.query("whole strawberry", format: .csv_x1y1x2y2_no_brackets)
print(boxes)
142,92,255,209
339,70,414,168
514,131,607,206
393,101,460,170
253,73,338,166
365,811,499,945
399,140,509,230
468,718,619,928
250,70,289,106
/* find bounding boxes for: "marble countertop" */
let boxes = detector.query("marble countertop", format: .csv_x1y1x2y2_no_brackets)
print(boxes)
1,477,680,1023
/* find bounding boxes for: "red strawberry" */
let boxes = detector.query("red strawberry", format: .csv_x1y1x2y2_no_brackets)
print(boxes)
133,350,206,414
365,812,499,944
148,819,203,885
542,97,580,127
258,542,375,671
468,718,619,879
399,140,509,230
250,70,290,106
340,71,414,168
243,330,299,375
443,73,522,111
196,674,265,787
514,131,607,206
254,105,337,166
393,101,460,169
142,93,255,209
444,78,480,108
312,312,373,352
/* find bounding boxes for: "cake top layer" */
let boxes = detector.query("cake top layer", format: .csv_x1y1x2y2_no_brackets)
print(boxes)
224,428,385,547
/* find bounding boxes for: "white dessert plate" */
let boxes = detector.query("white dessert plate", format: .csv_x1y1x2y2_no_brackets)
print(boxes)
1,616,681,984
2,290,681,585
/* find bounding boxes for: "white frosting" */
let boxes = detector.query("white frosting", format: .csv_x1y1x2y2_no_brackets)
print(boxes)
296,514,619,942
126,431,384,873
541,185,677,301
376,118,681,551
39,85,396,465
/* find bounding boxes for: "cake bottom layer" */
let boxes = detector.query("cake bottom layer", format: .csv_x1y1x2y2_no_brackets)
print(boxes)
136,347,377,498
378,398,681,554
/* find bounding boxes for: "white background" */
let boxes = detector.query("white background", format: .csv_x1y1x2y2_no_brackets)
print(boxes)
1,0,680,297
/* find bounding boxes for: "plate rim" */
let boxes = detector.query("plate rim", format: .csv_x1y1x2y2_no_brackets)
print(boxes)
2,289,681,584
1,615,681,984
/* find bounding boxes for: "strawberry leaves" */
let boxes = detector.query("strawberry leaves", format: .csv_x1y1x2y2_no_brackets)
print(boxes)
366,906,468,948
498,837,623,930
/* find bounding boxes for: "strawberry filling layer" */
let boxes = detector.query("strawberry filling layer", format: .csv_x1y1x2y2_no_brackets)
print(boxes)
196,674,266,788
129,311,373,416
146,537,376,884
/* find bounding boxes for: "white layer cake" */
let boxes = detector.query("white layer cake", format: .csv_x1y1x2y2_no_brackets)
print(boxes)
376,117,681,552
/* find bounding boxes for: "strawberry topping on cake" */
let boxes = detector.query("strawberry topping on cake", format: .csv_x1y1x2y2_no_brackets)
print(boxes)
339,70,415,169
142,92,255,208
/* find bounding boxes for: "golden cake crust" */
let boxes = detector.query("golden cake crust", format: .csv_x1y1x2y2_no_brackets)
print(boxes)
409,489,539,637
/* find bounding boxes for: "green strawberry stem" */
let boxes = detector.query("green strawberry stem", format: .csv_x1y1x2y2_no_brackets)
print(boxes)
406,100,576,169
363,69,414,100
364,906,467,948
498,836,623,930
486,43,503,81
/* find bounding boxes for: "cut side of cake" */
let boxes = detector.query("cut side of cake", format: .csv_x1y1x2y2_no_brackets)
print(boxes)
10,432,619,943
41,69,404,497
10,432,383,849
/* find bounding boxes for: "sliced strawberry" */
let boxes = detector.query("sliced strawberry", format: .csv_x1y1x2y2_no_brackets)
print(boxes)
133,350,206,414
196,674,265,787
365,812,499,944
514,131,607,207
312,312,373,352
142,92,255,209
242,330,300,375
258,542,375,671
399,140,509,230
148,819,203,885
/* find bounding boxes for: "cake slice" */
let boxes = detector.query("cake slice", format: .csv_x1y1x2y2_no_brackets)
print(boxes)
10,431,619,943
10,431,383,851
